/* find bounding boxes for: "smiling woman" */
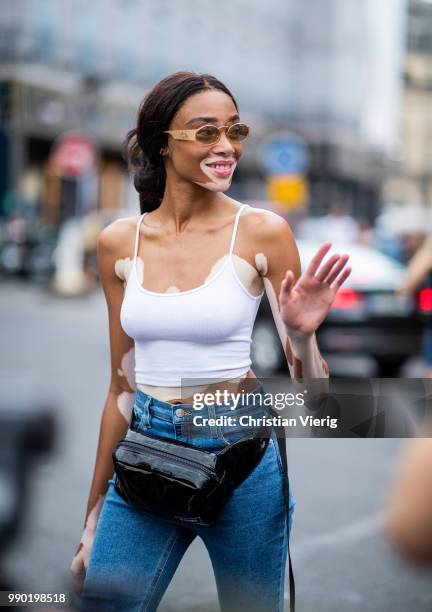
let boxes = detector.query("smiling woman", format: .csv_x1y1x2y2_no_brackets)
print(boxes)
72,71,351,612
122,73,245,212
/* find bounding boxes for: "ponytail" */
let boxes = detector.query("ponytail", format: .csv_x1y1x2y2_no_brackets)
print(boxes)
122,127,166,213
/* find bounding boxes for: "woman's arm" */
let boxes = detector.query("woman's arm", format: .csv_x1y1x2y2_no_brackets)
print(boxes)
252,212,350,407
71,220,136,584
83,220,137,525
399,234,432,296
255,213,334,378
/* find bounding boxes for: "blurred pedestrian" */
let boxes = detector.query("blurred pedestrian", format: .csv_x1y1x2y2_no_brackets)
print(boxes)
356,218,374,247
385,437,432,565
399,233,432,378
296,203,359,245
320,203,359,244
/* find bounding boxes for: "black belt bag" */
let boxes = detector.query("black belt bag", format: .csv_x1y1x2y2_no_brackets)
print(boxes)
112,417,295,611
112,428,269,525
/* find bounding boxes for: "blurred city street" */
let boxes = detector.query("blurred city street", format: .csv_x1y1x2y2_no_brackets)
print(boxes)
1,280,432,612
2,0,432,610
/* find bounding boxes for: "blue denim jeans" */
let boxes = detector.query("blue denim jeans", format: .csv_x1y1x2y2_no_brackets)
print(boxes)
80,385,295,612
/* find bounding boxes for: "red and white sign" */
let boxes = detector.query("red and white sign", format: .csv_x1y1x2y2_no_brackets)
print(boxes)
52,132,98,177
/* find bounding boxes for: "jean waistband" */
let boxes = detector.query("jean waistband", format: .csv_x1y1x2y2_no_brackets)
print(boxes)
134,382,267,423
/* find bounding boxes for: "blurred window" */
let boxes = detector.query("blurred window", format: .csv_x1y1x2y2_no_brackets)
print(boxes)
407,5,432,54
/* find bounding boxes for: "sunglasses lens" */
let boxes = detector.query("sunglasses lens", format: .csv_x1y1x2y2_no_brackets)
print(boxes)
196,125,220,143
227,123,249,141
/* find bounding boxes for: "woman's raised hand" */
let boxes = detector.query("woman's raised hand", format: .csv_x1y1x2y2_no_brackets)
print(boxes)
279,242,351,339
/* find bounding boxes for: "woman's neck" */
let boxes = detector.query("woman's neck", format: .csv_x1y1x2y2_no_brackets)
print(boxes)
158,181,225,231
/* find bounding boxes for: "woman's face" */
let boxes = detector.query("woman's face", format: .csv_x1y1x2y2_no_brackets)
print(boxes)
163,90,243,192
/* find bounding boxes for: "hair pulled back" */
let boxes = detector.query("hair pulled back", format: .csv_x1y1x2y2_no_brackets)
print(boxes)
122,71,239,213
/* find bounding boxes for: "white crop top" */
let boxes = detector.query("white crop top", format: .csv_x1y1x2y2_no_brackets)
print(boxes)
120,203,265,386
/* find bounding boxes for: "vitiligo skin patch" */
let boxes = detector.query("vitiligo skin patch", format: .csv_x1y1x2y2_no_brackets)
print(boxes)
114,257,133,285
114,339,136,425
255,252,268,276
115,256,144,285
193,157,237,192
117,346,136,391
204,254,229,280
232,254,265,297
117,390,134,424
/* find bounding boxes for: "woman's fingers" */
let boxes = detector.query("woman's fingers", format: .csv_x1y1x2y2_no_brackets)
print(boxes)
280,270,295,296
305,242,332,277
70,551,86,594
324,254,350,285
331,266,352,290
281,246,351,297
315,253,342,282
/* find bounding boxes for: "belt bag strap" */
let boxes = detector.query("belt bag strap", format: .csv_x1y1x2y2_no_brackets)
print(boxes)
276,432,295,612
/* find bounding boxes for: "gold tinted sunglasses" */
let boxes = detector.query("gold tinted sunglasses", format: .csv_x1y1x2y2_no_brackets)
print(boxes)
164,122,250,145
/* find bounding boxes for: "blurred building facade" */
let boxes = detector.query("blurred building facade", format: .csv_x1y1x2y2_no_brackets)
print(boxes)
1,0,407,224
383,0,432,212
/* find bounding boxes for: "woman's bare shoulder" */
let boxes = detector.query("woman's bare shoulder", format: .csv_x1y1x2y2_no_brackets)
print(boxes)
98,215,140,256
241,204,296,246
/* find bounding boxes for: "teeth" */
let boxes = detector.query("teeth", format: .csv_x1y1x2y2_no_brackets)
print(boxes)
209,164,232,169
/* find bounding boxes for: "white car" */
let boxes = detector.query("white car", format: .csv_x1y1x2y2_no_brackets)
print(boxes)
251,240,424,376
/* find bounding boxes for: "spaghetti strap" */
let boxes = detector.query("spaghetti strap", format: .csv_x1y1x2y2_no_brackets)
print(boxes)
133,212,148,260
229,204,248,255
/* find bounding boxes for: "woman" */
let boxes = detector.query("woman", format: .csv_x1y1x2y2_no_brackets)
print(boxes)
71,71,351,611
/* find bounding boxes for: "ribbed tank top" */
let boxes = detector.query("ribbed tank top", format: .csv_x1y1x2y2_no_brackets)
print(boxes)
120,203,265,386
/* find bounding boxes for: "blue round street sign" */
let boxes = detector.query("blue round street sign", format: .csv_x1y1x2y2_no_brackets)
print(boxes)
260,133,310,175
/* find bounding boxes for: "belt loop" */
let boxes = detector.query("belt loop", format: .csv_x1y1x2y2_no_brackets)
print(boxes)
138,395,152,430
207,404,219,439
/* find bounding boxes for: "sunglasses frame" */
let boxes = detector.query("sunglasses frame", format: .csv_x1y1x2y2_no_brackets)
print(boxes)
164,122,250,145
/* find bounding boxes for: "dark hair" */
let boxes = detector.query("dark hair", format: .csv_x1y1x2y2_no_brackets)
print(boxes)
122,71,239,213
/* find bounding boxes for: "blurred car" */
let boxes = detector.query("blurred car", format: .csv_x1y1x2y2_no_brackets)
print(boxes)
0,218,57,282
252,241,427,376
